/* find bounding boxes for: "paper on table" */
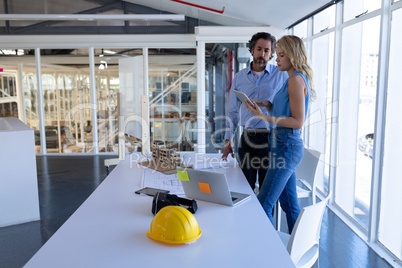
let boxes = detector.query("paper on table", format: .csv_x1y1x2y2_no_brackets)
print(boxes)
141,168,185,195
189,154,238,170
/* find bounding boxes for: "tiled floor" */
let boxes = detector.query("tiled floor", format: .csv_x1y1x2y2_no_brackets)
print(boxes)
0,155,394,268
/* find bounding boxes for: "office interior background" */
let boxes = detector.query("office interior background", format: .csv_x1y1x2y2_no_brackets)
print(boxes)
0,0,401,267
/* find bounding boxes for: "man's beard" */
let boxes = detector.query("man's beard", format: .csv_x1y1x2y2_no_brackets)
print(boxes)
254,57,266,67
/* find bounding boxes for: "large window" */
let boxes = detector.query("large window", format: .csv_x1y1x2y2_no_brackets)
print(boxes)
293,20,308,39
289,0,402,265
310,32,334,195
313,5,336,34
343,0,382,22
337,16,380,230
379,6,402,261
291,1,402,264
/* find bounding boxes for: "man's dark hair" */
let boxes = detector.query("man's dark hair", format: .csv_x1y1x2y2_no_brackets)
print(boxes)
248,32,276,60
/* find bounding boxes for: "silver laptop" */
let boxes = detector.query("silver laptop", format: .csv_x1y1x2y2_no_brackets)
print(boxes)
178,169,251,206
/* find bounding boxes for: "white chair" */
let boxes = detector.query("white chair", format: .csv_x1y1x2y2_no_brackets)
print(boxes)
277,198,329,268
295,147,321,204
104,158,120,176
275,147,321,230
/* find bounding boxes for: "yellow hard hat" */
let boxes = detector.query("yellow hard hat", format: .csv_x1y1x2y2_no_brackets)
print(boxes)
147,206,202,244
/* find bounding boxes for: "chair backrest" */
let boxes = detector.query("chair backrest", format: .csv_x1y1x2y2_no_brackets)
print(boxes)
295,148,321,193
287,198,329,268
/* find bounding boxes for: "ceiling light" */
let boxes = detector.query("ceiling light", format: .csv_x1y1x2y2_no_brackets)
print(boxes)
104,50,117,54
99,60,108,70
0,14,185,21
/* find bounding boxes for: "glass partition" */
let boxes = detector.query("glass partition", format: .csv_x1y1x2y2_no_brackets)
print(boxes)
1,74,17,98
1,47,200,155
19,64,43,153
39,54,93,154
0,102,18,117
204,43,237,153
149,61,197,151
23,67,39,130
94,55,119,153
0,72,19,118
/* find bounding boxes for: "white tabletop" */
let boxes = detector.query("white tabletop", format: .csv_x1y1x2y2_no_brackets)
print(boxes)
25,153,295,268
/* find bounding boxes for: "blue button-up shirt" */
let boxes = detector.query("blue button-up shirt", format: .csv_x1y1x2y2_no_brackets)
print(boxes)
224,63,288,140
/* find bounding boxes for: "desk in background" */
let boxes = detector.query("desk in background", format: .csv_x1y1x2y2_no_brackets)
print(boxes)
25,153,295,268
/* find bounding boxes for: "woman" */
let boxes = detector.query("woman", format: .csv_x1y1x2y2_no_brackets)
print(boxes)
245,35,315,233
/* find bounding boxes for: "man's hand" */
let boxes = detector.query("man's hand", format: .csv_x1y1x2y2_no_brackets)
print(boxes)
222,139,234,161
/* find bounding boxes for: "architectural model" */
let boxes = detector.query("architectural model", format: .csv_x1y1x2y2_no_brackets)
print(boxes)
151,141,183,170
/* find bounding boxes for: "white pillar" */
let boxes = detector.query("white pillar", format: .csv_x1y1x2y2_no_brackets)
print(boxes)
35,48,46,155
89,47,98,153
196,41,206,153
17,64,26,122
142,47,150,155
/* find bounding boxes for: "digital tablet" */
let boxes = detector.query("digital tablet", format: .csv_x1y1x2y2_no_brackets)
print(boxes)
135,187,170,196
232,89,255,108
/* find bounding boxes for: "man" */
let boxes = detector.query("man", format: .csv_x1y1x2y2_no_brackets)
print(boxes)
222,32,288,191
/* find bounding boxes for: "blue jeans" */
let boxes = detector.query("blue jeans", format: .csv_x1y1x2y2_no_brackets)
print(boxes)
257,127,303,233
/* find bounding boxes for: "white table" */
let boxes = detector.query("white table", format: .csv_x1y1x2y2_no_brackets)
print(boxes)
25,153,295,268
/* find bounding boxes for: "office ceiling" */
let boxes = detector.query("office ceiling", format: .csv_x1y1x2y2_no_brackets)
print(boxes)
0,0,332,34
0,0,332,60
125,0,331,29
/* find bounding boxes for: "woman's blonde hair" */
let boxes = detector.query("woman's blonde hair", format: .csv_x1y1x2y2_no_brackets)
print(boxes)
277,35,316,101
